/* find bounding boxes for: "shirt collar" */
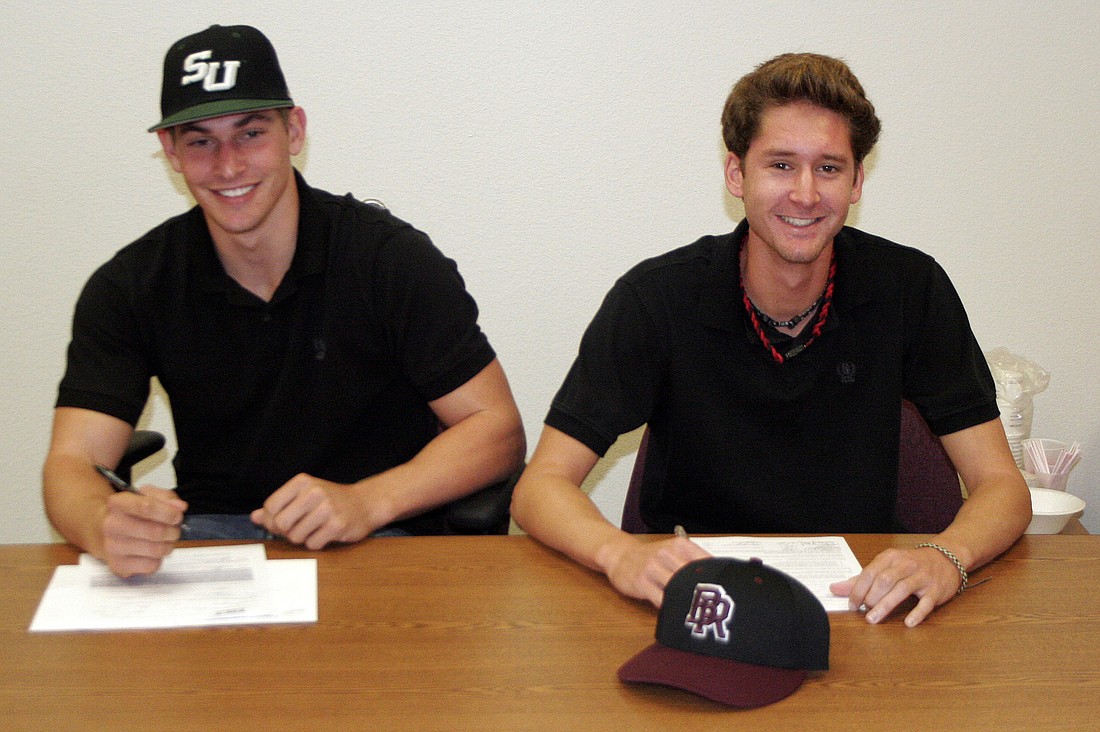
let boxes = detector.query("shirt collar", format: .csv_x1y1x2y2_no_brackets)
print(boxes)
190,169,327,302
697,219,870,335
697,220,749,333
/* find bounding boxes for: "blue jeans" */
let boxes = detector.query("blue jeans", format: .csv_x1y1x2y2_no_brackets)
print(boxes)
180,514,276,541
179,514,411,540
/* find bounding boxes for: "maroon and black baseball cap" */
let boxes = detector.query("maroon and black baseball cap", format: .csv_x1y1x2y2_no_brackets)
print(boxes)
149,25,294,132
618,557,829,707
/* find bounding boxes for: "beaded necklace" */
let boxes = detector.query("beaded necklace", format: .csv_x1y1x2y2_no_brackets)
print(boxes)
739,242,836,365
747,293,823,330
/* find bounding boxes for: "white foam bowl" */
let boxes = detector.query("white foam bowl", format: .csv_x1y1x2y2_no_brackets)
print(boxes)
1025,488,1086,534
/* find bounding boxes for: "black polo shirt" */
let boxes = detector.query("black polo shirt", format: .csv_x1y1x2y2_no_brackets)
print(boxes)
58,172,495,518
547,221,998,533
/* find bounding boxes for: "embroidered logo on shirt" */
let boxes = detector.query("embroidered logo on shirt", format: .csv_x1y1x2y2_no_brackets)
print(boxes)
684,583,734,641
836,361,857,384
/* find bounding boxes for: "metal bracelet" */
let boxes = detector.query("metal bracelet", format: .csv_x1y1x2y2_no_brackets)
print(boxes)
916,542,969,595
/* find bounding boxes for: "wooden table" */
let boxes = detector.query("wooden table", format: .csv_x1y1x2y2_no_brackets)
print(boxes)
1062,517,1088,534
2,534,1097,731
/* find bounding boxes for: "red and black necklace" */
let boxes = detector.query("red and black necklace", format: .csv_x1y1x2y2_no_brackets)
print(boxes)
739,244,836,365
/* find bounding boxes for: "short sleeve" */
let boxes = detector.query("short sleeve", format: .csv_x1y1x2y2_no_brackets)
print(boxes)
546,279,663,456
902,259,999,435
367,225,495,402
55,259,152,425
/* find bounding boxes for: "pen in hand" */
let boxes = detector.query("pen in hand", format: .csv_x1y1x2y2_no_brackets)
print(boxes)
94,464,189,532
95,464,140,494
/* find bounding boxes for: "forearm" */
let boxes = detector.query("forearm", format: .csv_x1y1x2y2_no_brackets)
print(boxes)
517,475,630,571
511,427,712,606
511,458,710,609
934,470,1031,572
43,452,113,558
936,420,1033,572
354,408,526,529
43,408,133,556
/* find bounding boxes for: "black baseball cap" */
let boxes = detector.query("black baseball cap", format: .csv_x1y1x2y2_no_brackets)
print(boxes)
618,557,829,708
149,25,293,132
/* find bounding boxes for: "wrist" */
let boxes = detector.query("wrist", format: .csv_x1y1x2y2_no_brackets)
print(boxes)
80,493,114,560
916,542,969,595
593,531,639,577
351,477,398,534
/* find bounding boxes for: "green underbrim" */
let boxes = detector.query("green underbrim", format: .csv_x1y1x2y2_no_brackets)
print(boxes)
148,98,294,132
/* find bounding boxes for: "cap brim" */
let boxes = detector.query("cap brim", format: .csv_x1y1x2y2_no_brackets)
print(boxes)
148,99,294,132
618,643,808,708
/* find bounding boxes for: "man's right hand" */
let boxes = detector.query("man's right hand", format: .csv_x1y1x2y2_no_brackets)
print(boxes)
100,486,187,577
597,534,712,607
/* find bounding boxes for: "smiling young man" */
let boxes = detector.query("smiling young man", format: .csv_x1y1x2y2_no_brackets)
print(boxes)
43,25,525,577
511,53,1030,628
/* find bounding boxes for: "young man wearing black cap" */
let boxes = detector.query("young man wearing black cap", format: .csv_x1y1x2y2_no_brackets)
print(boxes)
511,53,1031,628
43,25,525,577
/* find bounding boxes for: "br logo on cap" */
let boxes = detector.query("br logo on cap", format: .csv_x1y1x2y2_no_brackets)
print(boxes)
685,583,734,641
618,558,829,707
181,50,240,92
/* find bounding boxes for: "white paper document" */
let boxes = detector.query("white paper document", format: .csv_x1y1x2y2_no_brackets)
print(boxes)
692,536,863,612
29,544,317,632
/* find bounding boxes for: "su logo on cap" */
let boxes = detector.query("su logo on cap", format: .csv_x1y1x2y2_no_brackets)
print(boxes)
684,583,734,642
181,50,240,92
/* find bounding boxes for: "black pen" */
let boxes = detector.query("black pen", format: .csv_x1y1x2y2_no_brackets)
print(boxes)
94,464,189,532
95,464,140,493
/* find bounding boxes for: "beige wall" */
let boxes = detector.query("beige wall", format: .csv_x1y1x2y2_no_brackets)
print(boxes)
3,1,1098,541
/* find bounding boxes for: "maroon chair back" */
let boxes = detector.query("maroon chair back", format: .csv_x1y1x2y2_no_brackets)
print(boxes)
620,428,650,534
894,399,964,533
620,400,962,534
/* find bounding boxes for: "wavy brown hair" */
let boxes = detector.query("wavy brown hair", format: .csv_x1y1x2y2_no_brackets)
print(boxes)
721,53,881,163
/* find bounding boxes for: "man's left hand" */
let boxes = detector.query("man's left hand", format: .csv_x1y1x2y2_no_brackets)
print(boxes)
251,474,371,550
829,546,963,627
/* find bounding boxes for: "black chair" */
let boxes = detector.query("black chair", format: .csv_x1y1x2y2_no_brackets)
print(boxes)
118,431,519,535
441,467,521,535
620,399,963,534
115,430,166,484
